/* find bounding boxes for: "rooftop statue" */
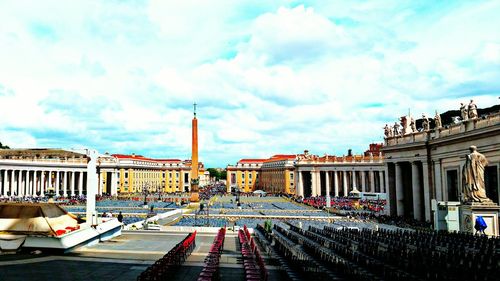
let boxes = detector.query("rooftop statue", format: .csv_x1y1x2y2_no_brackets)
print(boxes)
422,114,430,131
434,111,442,129
468,99,478,119
410,117,416,133
384,124,391,138
460,102,468,121
393,122,400,137
400,116,412,135
462,146,492,204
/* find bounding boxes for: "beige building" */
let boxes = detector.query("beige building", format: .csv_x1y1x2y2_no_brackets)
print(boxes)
226,159,264,192
259,155,296,194
382,110,500,222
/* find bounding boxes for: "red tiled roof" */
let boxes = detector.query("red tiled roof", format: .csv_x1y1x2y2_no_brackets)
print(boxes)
238,159,266,163
112,154,182,162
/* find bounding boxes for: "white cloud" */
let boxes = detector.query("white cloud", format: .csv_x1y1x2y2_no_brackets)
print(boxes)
0,1,499,167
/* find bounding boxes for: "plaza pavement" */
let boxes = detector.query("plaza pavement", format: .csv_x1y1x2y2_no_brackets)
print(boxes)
0,230,283,281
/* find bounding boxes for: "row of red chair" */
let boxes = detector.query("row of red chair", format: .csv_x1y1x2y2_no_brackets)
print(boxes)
137,231,197,281
239,225,268,281
197,227,226,281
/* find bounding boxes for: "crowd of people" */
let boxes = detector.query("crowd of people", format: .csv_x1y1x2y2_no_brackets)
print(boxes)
297,196,386,212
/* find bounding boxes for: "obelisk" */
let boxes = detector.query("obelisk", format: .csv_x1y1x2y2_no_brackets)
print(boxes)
190,102,199,201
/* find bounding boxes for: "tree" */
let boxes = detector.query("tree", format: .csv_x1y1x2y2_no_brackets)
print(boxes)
207,168,220,179
206,168,227,181
0,142,9,149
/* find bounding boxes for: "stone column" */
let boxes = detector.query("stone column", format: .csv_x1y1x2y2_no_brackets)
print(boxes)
111,171,118,196
395,163,404,216
434,160,443,201
370,171,375,192
333,171,339,197
78,171,83,195
422,162,431,222
352,170,358,192
33,170,38,196
2,170,6,196
298,171,304,197
17,170,22,197
361,171,366,192
325,171,331,207
316,171,321,196
17,170,22,196
63,171,68,197
40,171,45,197
310,171,316,196
342,171,348,196
379,171,385,193
411,162,422,221
70,172,75,196
98,171,103,196
55,171,60,196
86,149,98,225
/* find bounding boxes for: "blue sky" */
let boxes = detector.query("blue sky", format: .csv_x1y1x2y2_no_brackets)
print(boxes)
0,0,499,167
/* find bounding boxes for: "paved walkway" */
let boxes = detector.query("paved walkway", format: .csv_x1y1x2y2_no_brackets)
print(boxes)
0,231,283,281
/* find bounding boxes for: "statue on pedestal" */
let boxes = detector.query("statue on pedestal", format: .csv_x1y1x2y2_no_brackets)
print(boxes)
460,102,468,121
462,146,492,204
393,122,400,136
410,117,416,133
434,111,442,129
422,114,430,131
383,124,391,138
468,99,478,119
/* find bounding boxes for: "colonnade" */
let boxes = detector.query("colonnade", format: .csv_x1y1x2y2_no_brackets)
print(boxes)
0,169,88,197
387,160,431,221
296,169,386,198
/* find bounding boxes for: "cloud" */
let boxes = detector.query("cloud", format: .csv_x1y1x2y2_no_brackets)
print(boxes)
0,1,499,167
29,22,58,41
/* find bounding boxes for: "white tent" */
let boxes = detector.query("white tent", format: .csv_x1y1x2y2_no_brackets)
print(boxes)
0,203,79,236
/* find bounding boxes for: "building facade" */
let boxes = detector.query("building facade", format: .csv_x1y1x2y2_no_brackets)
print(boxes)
225,147,386,197
294,149,386,198
226,159,264,192
259,155,296,194
0,150,204,197
382,110,500,222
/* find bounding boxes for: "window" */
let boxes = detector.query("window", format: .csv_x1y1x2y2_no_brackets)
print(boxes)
125,172,128,179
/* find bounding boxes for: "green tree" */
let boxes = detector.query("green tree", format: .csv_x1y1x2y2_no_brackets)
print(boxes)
220,170,227,180
0,142,9,149
207,168,220,179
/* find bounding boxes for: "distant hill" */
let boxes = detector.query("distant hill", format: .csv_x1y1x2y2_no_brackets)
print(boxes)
0,142,10,149
415,104,500,129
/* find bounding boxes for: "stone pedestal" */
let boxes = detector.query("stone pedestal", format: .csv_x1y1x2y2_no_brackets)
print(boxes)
190,191,200,202
460,203,500,236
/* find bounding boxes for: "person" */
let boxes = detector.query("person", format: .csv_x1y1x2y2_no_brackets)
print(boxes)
460,102,468,121
474,216,487,235
468,99,478,119
462,146,492,203
117,211,123,223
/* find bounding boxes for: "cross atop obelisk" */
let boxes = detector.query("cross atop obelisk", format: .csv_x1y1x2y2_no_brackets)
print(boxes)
193,102,197,117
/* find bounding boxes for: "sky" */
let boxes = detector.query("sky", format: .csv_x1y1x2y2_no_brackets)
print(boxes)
0,0,499,167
